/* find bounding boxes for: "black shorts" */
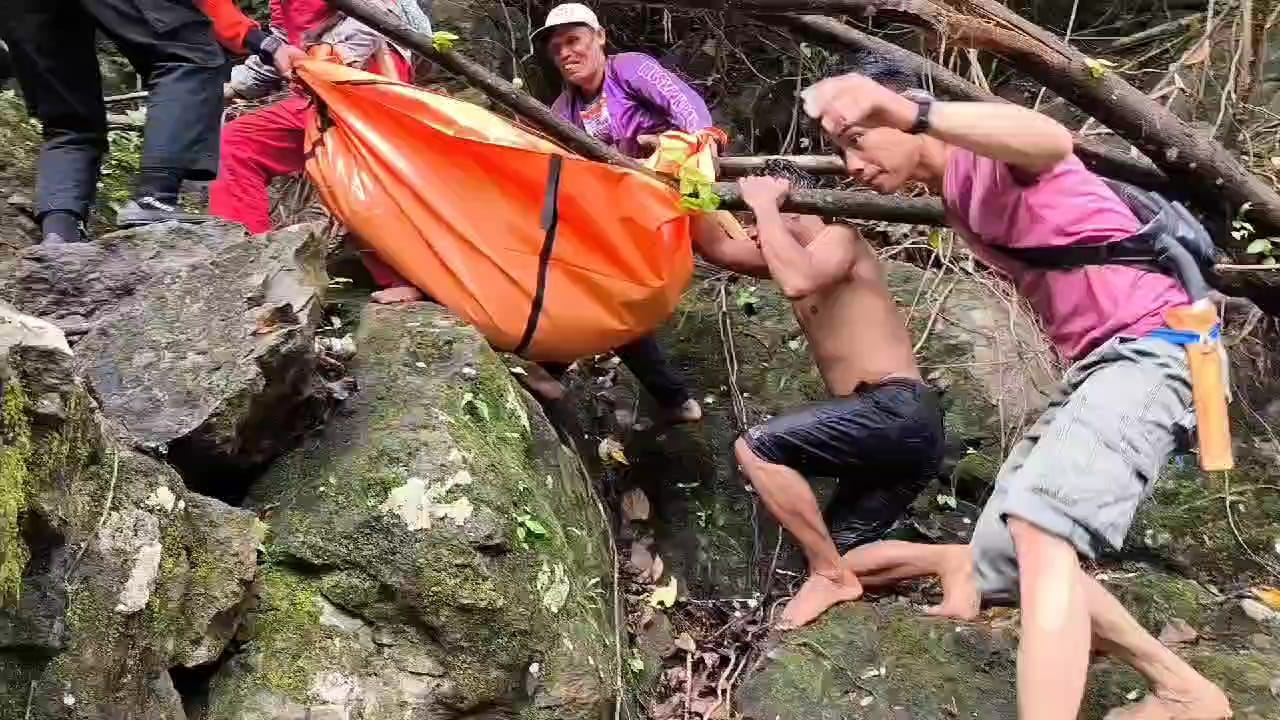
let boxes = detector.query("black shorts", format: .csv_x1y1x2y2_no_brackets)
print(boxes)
743,377,944,552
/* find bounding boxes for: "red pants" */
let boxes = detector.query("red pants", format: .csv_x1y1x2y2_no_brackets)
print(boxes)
208,94,407,288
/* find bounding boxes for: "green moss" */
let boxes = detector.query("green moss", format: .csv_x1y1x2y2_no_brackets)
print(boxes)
0,91,40,199
250,567,326,696
1131,450,1280,585
740,603,1019,719
1085,648,1280,719
144,516,189,644
0,379,31,607
1105,569,1215,633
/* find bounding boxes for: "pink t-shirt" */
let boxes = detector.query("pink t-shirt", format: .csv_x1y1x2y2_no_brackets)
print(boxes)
943,148,1189,362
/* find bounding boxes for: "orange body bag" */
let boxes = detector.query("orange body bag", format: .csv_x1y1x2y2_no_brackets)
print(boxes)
296,60,694,362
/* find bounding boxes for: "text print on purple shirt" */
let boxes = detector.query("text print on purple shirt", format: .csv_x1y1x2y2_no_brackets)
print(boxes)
633,57,702,132
551,52,714,157
942,148,1190,363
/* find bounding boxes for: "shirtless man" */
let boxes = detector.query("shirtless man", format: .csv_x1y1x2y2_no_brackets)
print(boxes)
691,161,952,629
800,73,1231,720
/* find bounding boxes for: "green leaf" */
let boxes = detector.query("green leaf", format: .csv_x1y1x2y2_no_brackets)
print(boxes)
927,228,944,252
1246,238,1273,255
628,653,646,673
1084,57,1116,79
1265,256,1278,267
431,30,461,52
523,518,549,537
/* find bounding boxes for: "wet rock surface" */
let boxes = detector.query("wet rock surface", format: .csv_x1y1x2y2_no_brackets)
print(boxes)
2,222,329,484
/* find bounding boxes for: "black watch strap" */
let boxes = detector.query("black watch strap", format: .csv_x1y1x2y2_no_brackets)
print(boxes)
909,96,933,134
258,34,283,66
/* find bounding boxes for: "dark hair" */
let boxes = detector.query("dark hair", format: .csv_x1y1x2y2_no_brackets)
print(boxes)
749,158,820,191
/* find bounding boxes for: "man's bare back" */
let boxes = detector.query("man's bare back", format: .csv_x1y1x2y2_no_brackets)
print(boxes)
789,221,920,396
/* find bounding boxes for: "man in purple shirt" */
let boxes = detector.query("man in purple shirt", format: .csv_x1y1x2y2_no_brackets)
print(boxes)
522,3,713,424
801,73,1231,720
538,3,715,157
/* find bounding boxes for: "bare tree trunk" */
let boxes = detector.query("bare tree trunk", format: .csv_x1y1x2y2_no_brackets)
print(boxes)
781,15,1169,190
604,0,1280,241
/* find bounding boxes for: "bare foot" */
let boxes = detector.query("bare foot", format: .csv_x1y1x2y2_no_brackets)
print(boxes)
778,569,863,630
1103,681,1232,720
515,363,565,402
663,398,703,425
370,286,425,304
924,545,980,620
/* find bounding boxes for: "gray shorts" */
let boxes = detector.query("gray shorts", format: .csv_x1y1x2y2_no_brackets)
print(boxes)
971,336,1194,598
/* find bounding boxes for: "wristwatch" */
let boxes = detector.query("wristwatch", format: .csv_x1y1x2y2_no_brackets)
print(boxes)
908,95,934,134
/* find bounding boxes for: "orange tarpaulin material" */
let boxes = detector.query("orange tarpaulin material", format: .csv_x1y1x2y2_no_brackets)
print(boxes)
297,60,694,362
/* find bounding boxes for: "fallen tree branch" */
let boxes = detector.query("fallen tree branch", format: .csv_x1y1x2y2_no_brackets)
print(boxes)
1103,12,1204,54
104,91,148,105
715,183,947,222
781,15,1169,190
608,0,1280,240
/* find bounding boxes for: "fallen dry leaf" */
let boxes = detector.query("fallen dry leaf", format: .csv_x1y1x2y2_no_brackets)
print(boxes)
622,488,652,522
598,437,630,466
675,632,697,653
1251,586,1280,611
1158,618,1199,645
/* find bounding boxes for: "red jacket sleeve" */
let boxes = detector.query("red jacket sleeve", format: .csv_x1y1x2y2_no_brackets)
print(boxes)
195,0,260,55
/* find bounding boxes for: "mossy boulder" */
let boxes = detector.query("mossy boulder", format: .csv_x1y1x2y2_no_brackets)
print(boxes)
0,304,261,720
736,594,1280,720
2,221,330,486
567,263,1054,597
205,302,617,720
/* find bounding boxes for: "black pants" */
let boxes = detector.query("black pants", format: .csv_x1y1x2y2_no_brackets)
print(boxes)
542,335,692,410
743,378,945,553
0,0,225,220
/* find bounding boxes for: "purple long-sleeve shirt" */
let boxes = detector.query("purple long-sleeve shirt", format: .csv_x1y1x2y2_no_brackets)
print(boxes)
551,52,714,157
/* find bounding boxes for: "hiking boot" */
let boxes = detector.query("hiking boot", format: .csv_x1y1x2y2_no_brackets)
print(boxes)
116,197,213,228
40,211,88,245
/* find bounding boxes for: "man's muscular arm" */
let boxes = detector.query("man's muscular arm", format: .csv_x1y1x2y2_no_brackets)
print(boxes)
807,73,1073,174
738,177,857,299
691,213,770,278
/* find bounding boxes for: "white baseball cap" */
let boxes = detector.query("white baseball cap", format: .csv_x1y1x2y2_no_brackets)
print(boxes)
531,3,603,42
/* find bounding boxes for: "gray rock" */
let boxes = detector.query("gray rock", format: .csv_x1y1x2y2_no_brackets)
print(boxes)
3,221,329,481
0,304,261,719
205,302,616,720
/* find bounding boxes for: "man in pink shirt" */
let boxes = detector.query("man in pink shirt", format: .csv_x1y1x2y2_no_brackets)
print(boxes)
800,73,1231,720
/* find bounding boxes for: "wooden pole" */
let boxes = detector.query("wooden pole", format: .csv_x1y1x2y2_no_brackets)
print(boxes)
719,155,848,176
781,15,1169,191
